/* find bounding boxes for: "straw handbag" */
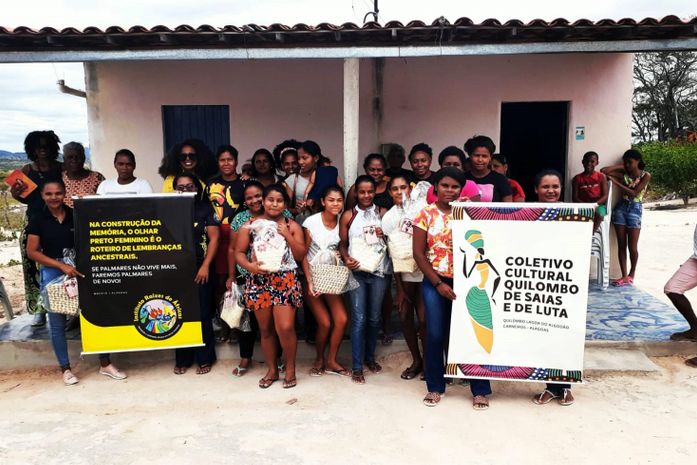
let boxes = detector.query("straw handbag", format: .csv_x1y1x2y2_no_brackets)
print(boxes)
46,278,80,316
311,257,350,295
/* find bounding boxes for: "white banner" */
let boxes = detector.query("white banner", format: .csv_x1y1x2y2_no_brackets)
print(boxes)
446,203,594,384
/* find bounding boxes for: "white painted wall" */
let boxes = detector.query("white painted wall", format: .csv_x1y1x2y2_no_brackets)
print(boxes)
86,53,632,193
85,54,633,278
380,53,633,187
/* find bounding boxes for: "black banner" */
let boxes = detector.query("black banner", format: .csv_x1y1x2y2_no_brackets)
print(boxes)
73,194,202,353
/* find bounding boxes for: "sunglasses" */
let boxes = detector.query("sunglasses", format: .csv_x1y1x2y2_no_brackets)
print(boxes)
175,183,197,192
179,152,197,161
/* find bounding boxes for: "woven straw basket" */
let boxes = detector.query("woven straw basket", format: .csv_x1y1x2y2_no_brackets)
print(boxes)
46,282,80,316
311,264,350,295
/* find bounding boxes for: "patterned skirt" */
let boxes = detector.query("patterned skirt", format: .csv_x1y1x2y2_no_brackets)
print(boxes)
244,269,303,311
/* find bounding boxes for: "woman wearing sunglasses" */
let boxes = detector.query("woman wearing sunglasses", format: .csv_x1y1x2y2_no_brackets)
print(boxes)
159,139,217,193
172,173,220,375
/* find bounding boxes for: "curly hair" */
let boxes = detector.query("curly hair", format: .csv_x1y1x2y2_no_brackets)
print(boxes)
272,139,301,167
24,130,61,162
158,138,216,180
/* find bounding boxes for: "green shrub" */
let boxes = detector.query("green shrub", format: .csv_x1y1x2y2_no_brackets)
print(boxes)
637,141,697,205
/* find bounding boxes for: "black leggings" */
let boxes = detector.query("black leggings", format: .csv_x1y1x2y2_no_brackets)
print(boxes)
239,310,259,359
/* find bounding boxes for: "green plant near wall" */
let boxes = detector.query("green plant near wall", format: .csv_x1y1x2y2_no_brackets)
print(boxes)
637,141,697,205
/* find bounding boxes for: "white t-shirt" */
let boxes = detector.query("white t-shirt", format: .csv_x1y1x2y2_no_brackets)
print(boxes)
303,212,340,264
96,178,153,195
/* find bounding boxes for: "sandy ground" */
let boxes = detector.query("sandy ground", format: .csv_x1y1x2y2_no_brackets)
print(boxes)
0,203,696,464
0,353,695,465
632,204,697,305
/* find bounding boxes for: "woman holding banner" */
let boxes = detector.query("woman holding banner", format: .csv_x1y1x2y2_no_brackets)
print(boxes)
26,180,126,385
172,174,219,375
413,167,492,409
235,185,305,389
531,169,575,406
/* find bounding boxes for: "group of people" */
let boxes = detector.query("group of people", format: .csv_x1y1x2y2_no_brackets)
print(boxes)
13,128,697,410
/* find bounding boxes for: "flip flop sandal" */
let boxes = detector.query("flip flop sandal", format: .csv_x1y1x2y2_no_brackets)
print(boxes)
283,378,297,389
309,367,325,377
626,276,634,285
232,366,248,377
400,366,422,380
685,357,697,368
472,395,489,410
326,368,351,377
366,361,382,374
423,392,443,407
381,334,394,346
173,366,187,375
670,331,697,342
532,389,559,405
611,277,628,287
351,370,366,385
258,377,278,389
196,364,212,375
559,389,575,406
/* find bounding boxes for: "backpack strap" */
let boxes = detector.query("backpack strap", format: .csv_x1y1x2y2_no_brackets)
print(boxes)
345,206,359,232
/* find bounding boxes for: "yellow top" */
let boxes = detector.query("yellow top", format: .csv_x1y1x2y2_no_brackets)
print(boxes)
162,174,207,193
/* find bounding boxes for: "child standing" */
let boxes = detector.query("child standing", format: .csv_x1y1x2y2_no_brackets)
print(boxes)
572,151,609,232
601,149,651,287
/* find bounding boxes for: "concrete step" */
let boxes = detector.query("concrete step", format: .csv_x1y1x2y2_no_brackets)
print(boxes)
583,347,661,375
0,338,667,375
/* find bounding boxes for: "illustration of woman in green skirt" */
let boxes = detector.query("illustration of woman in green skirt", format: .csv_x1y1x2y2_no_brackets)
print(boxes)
461,230,500,353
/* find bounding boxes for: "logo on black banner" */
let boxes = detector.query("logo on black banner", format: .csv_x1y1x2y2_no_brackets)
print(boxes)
134,294,183,340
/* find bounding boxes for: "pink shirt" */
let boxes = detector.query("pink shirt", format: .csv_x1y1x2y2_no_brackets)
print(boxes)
426,180,480,204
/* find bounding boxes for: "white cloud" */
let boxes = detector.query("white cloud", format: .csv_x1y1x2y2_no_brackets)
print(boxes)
0,0,694,152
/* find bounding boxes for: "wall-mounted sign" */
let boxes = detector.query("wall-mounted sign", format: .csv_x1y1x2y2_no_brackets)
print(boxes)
575,126,586,140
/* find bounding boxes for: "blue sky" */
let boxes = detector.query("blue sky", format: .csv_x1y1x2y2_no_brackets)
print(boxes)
0,0,694,151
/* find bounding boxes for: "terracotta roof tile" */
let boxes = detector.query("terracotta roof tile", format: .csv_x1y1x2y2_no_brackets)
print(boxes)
0,16,695,52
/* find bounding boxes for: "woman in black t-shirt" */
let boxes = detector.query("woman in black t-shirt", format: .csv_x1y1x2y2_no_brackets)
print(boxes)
464,135,513,202
173,173,220,375
26,180,126,385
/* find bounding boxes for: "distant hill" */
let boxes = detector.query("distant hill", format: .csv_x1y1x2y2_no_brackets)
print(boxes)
0,148,91,171
0,151,26,171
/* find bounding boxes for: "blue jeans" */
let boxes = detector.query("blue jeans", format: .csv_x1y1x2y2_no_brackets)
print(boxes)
42,265,108,370
423,278,492,396
349,271,388,372
546,383,571,395
42,266,71,369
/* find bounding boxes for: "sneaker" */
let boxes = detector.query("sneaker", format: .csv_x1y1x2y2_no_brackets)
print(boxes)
99,364,127,380
31,312,46,327
63,369,79,386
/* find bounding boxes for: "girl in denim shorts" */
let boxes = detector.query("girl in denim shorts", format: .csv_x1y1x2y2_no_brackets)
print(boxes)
601,149,652,286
